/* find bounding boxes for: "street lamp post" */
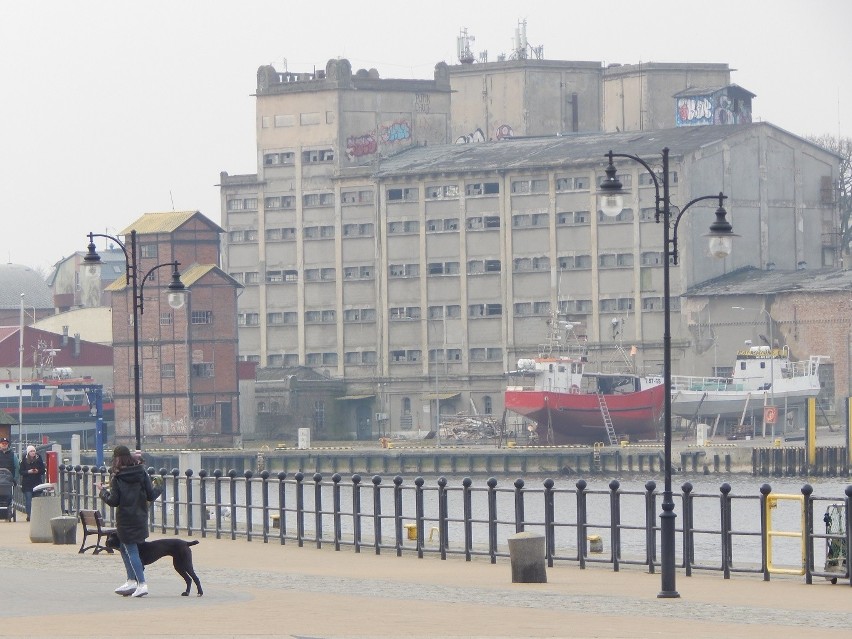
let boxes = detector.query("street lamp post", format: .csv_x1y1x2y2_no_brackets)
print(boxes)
599,147,737,598
83,230,188,452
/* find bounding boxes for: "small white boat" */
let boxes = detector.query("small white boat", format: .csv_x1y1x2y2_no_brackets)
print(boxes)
670,345,827,419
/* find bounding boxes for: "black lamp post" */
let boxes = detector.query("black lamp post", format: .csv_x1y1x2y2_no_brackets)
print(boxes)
599,147,737,598
83,230,188,452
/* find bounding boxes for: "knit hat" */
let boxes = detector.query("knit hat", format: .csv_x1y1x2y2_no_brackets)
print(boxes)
26,445,36,454
113,445,132,458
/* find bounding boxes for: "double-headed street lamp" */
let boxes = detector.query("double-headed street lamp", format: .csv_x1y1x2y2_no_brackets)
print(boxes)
83,230,188,452
599,147,737,598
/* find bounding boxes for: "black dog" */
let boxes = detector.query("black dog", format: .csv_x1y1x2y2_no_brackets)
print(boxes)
106,532,203,596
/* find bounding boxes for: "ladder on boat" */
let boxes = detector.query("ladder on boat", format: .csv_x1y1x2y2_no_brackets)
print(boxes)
596,393,619,446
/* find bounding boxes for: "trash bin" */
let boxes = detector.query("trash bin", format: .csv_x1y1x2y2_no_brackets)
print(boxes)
30,484,62,543
50,516,78,544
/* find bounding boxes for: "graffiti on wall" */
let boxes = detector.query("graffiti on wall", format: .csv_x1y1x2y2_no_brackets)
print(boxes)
455,123,515,144
346,132,377,159
380,120,411,143
455,128,486,144
677,92,752,127
494,124,514,140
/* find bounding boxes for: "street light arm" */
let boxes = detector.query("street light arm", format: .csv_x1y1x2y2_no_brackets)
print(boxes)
137,261,183,315
670,193,728,265
87,232,131,272
606,150,663,218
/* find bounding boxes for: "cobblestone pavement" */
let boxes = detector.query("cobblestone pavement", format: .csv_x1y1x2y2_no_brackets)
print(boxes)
0,520,849,639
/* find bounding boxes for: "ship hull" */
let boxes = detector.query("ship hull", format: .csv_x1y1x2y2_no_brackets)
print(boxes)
671,388,818,419
505,385,665,445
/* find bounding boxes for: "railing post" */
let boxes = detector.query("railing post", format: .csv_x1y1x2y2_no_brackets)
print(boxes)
393,475,403,557
228,469,238,541
213,469,223,539
436,476,448,559
576,479,588,569
352,474,362,553
313,472,323,549
644,480,657,574
198,469,208,538
543,478,555,568
759,483,771,581
332,473,342,551
73,465,82,515
414,476,425,559
487,477,498,564
171,468,180,535
185,469,194,536
294,471,305,547
514,478,525,533
157,468,168,533
802,483,814,584
244,470,254,542
372,475,383,555
463,477,474,562
720,483,732,579
609,479,621,572
259,470,270,543
277,471,287,545
681,482,693,577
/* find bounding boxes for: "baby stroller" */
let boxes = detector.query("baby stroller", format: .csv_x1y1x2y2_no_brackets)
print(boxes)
0,468,15,522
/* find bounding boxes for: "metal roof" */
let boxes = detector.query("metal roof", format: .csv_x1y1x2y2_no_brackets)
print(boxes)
119,211,223,235
105,263,241,292
374,123,765,178
685,266,852,296
0,264,53,310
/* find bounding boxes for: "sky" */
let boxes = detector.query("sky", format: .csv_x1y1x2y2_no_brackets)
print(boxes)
1,0,850,275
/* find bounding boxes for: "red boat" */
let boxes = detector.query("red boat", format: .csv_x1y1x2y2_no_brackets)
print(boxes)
505,349,664,445
0,370,114,424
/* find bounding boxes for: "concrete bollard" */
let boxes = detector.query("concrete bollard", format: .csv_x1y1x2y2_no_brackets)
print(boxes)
587,534,603,553
507,531,547,583
30,496,62,543
50,516,78,544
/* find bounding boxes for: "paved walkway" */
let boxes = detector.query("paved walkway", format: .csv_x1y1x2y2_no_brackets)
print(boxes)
0,519,849,639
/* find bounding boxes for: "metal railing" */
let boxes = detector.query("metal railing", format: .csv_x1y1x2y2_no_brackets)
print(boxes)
58,465,851,584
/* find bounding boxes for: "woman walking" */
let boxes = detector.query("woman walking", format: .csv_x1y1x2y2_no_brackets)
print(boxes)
98,445,161,597
19,445,45,521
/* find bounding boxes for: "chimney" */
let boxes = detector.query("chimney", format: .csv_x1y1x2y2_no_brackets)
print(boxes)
73,333,81,358
62,326,69,347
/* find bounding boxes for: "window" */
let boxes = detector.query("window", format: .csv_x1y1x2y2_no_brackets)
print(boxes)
303,193,335,207
245,272,260,284
598,208,634,223
238,313,260,326
192,404,215,419
575,255,592,269
465,181,499,196
313,401,325,430
468,303,502,317
341,190,374,204
425,184,459,199
191,363,215,378
140,244,158,258
446,305,461,318
387,187,419,202
390,307,421,320
511,179,547,194
267,354,284,366
143,398,162,413
641,252,664,266
556,210,591,225
555,176,590,191
263,151,295,166
160,364,175,379
267,312,284,325
388,220,419,234
389,263,419,278
302,149,335,163
191,311,213,325
533,301,551,315
639,207,658,222
531,213,549,227
159,312,172,326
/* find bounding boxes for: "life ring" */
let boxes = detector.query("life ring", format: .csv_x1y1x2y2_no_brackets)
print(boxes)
570,385,580,394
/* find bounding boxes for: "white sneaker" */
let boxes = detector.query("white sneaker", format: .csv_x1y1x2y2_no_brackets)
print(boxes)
115,580,137,596
131,583,148,598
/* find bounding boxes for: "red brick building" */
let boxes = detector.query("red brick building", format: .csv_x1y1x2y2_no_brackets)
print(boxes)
106,212,242,446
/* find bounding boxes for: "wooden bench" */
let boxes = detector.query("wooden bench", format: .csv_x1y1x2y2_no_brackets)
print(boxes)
78,510,117,554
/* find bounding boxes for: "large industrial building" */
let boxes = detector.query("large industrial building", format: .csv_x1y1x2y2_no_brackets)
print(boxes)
220,52,840,442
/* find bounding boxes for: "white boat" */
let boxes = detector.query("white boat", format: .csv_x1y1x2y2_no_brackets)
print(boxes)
670,345,827,419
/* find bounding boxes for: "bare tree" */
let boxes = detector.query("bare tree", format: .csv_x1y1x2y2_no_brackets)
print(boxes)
807,134,852,259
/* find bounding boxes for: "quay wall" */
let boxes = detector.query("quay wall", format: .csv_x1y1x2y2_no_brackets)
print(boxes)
79,443,849,478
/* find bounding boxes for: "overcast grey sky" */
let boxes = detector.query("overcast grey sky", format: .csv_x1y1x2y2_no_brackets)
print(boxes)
1,0,849,274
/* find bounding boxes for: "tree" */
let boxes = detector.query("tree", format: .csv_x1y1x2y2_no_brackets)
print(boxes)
807,135,852,260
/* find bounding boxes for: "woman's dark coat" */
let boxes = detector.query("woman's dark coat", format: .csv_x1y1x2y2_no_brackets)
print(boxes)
18,454,45,491
100,464,161,544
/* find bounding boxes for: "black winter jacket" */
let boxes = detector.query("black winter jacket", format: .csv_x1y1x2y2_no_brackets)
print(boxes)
19,453,45,491
99,464,161,544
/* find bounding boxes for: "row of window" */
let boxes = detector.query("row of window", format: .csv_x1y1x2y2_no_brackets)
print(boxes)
391,348,502,363
142,398,215,420
263,149,335,166
255,190,375,211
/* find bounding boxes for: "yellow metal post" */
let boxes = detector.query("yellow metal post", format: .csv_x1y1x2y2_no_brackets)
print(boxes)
765,493,806,575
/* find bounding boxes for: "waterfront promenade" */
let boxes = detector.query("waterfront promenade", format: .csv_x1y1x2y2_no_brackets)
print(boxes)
0,519,849,639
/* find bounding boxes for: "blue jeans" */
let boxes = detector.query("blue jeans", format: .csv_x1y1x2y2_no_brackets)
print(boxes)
119,542,146,583
23,491,33,517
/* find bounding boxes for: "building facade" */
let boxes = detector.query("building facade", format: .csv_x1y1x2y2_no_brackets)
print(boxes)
107,212,242,447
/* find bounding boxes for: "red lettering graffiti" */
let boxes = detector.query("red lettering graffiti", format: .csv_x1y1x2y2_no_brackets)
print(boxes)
346,133,377,158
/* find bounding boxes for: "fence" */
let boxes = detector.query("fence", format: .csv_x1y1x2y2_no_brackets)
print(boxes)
57,464,852,585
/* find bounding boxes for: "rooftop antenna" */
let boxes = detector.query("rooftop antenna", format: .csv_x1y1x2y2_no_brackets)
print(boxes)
457,28,476,64
509,19,544,61
169,191,175,212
